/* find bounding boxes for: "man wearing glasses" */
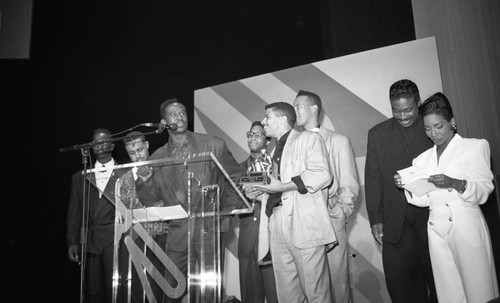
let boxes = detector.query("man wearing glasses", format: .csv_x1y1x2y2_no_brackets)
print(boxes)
238,121,277,303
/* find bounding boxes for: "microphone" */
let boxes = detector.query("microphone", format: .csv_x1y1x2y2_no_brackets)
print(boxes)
141,123,178,131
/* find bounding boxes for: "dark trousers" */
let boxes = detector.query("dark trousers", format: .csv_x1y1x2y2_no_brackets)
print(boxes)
383,207,437,303
239,254,278,303
163,231,224,303
84,246,114,303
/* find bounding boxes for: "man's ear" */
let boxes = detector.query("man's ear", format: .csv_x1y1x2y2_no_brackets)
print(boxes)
311,105,318,113
145,141,150,149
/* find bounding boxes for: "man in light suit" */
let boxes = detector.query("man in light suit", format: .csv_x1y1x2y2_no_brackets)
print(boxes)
293,90,360,303
365,79,437,303
247,102,336,303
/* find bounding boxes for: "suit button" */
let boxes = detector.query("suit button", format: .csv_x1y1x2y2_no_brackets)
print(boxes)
253,217,257,221
445,203,449,207
429,222,434,225
449,217,453,221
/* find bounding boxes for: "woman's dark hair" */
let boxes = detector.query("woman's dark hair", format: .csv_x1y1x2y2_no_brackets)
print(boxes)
419,92,454,122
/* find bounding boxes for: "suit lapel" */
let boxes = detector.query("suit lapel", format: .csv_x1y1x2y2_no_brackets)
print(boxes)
437,135,461,172
84,164,123,207
101,171,120,206
280,130,297,181
82,169,101,199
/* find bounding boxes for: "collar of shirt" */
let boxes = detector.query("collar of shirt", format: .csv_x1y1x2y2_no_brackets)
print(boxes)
95,158,115,170
276,130,291,147
95,159,115,196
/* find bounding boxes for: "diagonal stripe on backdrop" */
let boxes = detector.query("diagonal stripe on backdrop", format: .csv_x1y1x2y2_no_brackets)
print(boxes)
195,107,248,163
211,80,269,125
273,64,387,157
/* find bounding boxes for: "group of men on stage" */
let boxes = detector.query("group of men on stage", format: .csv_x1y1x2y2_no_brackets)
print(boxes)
67,80,438,303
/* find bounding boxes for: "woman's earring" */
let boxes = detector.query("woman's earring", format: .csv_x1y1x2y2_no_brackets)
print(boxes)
451,123,457,133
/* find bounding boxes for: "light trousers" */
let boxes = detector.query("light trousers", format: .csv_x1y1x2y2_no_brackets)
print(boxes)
269,206,332,303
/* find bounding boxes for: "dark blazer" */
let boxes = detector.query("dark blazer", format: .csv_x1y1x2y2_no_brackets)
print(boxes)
237,158,260,259
66,161,127,254
365,117,433,244
147,131,244,252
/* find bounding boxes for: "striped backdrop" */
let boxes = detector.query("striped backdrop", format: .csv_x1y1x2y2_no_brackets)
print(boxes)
194,36,442,302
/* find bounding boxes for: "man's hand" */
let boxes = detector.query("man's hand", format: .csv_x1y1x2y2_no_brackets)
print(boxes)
371,223,384,245
136,165,153,182
253,175,285,194
68,244,80,264
243,186,263,200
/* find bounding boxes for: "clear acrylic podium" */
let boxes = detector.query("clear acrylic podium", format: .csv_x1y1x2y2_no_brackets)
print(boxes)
108,152,251,303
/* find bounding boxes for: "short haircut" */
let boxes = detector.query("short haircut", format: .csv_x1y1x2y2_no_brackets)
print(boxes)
250,121,264,130
265,102,296,127
160,98,184,119
389,79,420,103
123,131,146,144
93,128,111,140
419,92,454,122
249,121,271,142
296,90,322,115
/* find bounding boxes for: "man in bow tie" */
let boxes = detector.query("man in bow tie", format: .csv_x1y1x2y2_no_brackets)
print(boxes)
67,128,127,303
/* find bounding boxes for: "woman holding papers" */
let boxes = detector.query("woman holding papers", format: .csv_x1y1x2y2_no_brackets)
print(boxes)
395,92,498,303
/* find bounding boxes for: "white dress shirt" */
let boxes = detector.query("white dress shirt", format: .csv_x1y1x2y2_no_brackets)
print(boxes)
95,159,115,198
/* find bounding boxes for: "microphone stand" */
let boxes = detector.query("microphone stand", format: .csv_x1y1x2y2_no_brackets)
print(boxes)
59,125,165,303
79,146,90,303
59,127,165,153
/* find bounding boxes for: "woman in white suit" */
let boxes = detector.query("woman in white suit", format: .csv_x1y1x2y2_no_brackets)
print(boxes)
395,92,498,303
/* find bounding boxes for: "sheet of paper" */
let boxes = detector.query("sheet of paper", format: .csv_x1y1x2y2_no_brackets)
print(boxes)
131,205,188,223
398,166,437,196
397,166,430,184
402,179,437,196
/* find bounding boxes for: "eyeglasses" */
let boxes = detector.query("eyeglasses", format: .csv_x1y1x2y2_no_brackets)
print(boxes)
246,131,266,139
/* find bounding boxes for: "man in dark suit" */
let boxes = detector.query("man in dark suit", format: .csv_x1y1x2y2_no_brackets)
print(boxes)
143,98,245,302
67,128,127,303
238,121,277,303
365,79,437,303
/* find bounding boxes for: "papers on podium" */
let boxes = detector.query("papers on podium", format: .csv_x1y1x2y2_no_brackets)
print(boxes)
397,166,437,197
131,205,188,223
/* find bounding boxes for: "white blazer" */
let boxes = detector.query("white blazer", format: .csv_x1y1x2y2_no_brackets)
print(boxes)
407,134,493,209
277,129,337,249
